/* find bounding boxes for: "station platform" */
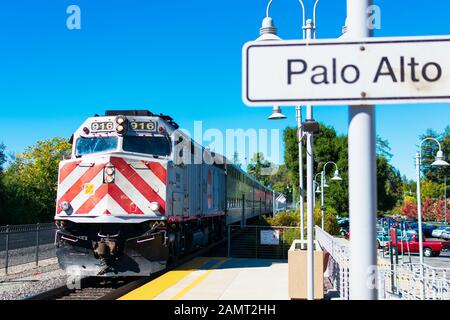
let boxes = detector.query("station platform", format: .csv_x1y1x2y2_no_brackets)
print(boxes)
118,257,289,300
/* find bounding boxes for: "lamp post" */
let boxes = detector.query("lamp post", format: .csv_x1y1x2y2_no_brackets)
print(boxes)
320,162,343,230
444,175,447,224
265,0,319,301
314,163,342,230
416,138,449,267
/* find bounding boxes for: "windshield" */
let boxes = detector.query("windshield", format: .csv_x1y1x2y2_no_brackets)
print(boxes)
123,136,171,157
75,137,118,157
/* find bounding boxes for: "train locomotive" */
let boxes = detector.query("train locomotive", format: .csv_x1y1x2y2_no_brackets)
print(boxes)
54,110,274,276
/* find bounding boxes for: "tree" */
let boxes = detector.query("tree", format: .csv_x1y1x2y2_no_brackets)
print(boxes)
0,142,6,173
2,138,71,223
401,197,417,219
246,152,273,186
0,142,7,225
377,156,403,215
377,136,393,161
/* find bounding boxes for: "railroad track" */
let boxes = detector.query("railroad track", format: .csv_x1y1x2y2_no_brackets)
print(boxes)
27,237,227,300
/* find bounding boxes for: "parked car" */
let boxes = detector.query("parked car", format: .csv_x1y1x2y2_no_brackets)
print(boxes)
385,234,450,257
431,226,450,239
441,230,450,240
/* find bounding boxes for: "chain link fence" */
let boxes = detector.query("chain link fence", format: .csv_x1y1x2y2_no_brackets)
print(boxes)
0,223,57,273
227,225,301,260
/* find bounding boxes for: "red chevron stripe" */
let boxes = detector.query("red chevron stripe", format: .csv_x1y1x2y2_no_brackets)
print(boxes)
108,184,144,214
59,161,81,184
143,161,167,184
56,163,106,214
111,157,166,213
75,184,109,214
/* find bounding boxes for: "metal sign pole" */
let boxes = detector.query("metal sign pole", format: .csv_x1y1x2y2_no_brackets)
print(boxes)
296,106,306,250
347,0,378,300
303,17,316,301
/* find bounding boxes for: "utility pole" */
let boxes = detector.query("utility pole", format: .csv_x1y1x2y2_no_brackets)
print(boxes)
346,0,378,300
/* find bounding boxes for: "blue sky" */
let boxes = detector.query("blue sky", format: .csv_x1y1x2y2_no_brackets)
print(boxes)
0,0,449,179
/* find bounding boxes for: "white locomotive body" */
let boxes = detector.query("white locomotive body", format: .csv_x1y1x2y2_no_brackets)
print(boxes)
54,110,273,276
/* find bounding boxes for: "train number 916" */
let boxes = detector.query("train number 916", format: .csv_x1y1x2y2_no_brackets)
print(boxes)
130,121,156,131
91,122,114,131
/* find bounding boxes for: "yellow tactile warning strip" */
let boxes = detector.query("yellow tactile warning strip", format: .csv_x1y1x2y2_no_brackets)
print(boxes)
169,259,227,300
118,257,227,300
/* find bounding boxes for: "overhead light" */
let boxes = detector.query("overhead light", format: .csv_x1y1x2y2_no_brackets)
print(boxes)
315,186,321,193
256,1,281,41
331,169,343,181
268,106,287,120
431,150,449,167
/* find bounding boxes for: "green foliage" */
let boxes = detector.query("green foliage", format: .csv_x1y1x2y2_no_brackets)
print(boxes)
421,180,444,200
2,138,71,224
266,164,293,202
247,152,272,186
377,156,403,214
0,142,6,173
265,211,299,227
0,142,7,225
264,206,339,236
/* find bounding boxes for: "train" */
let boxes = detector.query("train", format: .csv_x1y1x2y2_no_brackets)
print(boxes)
54,110,274,276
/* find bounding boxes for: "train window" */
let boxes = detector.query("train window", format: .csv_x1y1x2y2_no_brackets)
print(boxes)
75,136,118,157
123,136,171,157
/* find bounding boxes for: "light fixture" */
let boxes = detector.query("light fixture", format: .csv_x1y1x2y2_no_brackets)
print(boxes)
115,115,127,125
268,106,287,120
116,125,126,135
431,150,449,167
256,0,281,41
150,202,160,212
315,186,321,193
331,169,343,181
104,165,115,184
60,201,71,212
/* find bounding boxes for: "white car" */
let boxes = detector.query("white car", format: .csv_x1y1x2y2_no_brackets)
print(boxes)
432,227,450,238
441,230,450,240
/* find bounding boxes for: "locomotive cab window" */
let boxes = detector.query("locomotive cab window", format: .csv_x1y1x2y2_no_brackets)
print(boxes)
123,135,171,157
75,136,118,157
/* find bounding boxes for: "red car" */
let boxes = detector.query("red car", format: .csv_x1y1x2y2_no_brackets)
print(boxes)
386,235,450,257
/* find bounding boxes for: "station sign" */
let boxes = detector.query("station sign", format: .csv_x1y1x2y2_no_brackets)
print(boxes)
242,36,450,106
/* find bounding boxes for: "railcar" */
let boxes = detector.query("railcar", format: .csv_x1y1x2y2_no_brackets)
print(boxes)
54,110,273,276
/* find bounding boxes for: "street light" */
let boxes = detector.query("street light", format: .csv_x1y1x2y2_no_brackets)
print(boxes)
416,137,449,298
315,162,343,230
268,106,287,120
416,138,449,264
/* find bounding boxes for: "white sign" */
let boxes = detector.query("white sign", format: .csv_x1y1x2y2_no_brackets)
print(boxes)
243,36,450,106
276,194,286,204
260,230,280,245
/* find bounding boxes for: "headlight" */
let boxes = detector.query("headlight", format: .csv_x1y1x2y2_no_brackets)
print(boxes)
116,125,125,134
150,202,160,212
105,175,115,183
104,166,115,184
60,201,71,212
115,115,127,125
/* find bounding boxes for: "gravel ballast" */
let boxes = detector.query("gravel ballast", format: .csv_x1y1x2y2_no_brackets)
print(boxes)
0,260,68,300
